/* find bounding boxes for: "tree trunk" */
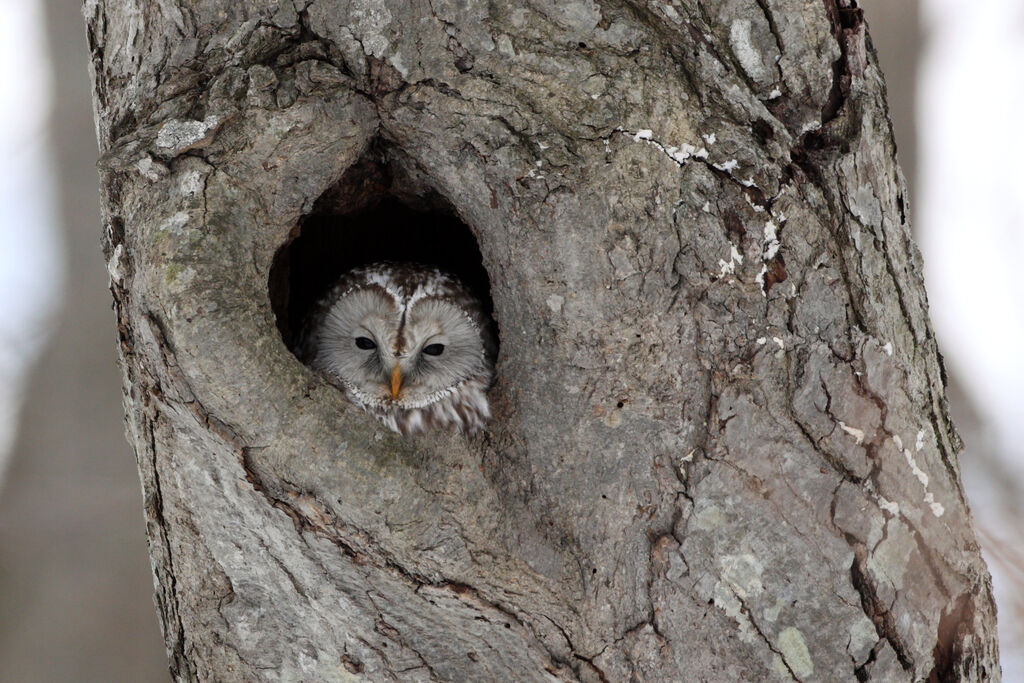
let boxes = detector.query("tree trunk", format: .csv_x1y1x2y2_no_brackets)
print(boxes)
85,0,999,680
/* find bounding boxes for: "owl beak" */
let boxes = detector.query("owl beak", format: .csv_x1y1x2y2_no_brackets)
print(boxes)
389,366,403,399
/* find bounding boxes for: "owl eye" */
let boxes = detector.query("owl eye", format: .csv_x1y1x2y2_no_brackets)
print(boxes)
354,336,377,350
422,343,445,356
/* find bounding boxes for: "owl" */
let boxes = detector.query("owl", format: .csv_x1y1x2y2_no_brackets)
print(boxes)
299,262,496,435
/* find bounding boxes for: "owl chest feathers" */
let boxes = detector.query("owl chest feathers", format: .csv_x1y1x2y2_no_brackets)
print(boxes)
360,376,491,436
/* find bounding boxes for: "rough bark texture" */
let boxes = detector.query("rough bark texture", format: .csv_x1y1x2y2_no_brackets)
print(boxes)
86,0,999,680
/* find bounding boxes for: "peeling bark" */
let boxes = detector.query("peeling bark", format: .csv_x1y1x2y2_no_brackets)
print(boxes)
86,0,999,680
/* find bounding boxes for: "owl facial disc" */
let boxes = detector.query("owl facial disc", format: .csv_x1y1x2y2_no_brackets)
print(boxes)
299,262,496,435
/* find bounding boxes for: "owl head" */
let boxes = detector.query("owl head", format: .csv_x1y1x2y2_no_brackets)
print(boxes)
300,262,496,435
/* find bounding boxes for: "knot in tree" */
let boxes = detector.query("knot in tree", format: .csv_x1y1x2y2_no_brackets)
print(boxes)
87,0,999,680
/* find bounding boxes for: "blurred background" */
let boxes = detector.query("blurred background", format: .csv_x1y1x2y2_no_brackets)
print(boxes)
0,0,1019,680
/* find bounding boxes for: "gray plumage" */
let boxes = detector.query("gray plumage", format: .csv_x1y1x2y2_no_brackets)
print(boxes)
299,262,496,435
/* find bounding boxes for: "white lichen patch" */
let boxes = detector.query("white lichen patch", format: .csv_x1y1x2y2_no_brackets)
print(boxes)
718,244,744,277
720,553,765,598
713,586,760,645
154,115,222,155
666,143,701,164
878,497,900,516
754,266,768,294
135,155,168,181
754,220,782,295
178,169,206,198
712,555,766,647
388,52,409,78
296,647,319,675
350,3,393,57
617,127,709,167
896,434,930,487
159,211,192,236
730,19,770,82
893,433,944,516
800,119,822,135
107,243,126,285
925,492,945,517
762,221,781,259
778,627,814,678
838,421,865,445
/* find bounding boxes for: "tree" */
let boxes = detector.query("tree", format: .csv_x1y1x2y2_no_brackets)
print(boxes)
85,0,999,679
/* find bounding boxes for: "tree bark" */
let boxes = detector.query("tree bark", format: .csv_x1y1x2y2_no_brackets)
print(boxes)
86,0,999,680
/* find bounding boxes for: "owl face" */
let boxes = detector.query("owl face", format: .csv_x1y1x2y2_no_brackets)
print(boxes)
302,263,495,434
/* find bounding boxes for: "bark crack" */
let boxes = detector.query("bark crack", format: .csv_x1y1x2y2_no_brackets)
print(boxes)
736,595,800,682
853,637,885,681
146,413,198,681
849,543,914,672
926,591,975,683
820,0,864,124
365,591,442,680
607,127,769,198
754,0,786,82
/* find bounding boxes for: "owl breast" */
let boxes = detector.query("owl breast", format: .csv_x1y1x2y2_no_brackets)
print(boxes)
299,262,496,435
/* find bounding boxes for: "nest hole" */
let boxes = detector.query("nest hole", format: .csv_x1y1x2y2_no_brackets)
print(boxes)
269,156,496,357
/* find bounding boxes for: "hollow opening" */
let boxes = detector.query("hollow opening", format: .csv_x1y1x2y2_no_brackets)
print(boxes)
269,156,496,358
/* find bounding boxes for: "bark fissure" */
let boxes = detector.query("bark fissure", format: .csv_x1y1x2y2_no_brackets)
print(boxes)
146,414,197,682
754,0,786,82
927,591,975,683
820,0,864,125
850,544,914,672
853,638,885,681
738,595,800,682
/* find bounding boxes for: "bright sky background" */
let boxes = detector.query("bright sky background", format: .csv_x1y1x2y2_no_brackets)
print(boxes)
919,0,1024,676
0,0,63,480
920,0,1024,472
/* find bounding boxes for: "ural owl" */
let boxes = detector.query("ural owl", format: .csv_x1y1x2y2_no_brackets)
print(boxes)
299,262,496,435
